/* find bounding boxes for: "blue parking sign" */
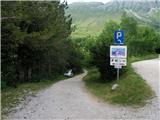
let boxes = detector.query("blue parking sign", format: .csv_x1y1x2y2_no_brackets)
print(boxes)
114,30,124,44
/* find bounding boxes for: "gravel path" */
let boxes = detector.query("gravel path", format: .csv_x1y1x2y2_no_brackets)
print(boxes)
132,59,160,96
7,59,160,120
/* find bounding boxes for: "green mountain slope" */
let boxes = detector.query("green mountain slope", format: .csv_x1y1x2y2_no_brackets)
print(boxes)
67,0,160,38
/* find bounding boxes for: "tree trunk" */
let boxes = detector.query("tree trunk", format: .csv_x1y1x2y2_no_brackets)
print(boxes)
28,68,32,81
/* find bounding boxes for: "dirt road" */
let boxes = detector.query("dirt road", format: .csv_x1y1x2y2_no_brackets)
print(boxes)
7,59,159,120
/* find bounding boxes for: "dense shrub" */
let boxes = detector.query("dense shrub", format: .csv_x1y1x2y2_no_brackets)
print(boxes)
90,41,117,82
128,40,155,56
155,48,160,54
90,21,122,82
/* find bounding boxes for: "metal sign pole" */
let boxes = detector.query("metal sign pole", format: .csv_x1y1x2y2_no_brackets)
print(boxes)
117,68,119,81
117,57,119,81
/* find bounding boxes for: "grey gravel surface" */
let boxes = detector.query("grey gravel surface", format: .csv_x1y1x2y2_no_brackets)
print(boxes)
7,59,160,120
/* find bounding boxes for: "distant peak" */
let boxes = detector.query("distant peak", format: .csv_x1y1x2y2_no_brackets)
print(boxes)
70,2,104,5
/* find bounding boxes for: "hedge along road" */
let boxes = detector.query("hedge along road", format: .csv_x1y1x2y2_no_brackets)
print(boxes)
7,59,159,120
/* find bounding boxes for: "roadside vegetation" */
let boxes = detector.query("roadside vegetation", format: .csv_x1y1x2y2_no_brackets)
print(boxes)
83,59,155,106
82,13,159,106
129,54,159,63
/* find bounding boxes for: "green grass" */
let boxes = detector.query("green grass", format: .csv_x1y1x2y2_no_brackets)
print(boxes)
71,15,121,38
129,54,158,63
83,63,155,106
1,75,66,119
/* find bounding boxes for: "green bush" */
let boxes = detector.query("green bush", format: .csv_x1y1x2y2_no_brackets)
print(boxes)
1,80,7,90
128,40,155,56
90,21,124,82
155,48,160,54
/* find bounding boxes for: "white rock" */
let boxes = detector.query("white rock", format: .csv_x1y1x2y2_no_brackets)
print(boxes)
111,84,119,90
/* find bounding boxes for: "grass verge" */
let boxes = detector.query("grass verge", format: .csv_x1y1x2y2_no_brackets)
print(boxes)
83,55,157,106
129,54,158,63
1,75,66,119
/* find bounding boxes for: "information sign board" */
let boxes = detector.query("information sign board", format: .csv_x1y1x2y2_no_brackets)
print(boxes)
110,57,127,66
110,45,127,58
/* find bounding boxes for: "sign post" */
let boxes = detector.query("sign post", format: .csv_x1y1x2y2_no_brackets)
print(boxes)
110,30,127,83
117,57,119,81
117,66,119,81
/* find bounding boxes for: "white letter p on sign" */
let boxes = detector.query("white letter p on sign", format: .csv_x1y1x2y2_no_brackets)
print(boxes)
116,32,122,39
